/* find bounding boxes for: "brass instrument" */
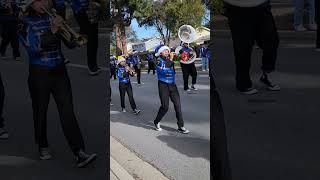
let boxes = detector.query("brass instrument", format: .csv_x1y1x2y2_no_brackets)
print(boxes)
125,64,136,76
42,7,88,46
175,25,197,64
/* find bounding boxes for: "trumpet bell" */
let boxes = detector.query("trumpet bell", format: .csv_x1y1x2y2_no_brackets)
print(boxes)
178,25,197,44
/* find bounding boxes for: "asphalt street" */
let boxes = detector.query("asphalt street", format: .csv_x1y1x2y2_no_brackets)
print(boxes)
0,35,108,179
213,33,320,180
110,71,210,179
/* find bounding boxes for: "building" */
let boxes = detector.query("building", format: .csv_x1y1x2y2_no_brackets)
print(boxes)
130,37,162,52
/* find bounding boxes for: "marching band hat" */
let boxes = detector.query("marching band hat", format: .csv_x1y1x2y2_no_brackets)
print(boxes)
154,45,170,57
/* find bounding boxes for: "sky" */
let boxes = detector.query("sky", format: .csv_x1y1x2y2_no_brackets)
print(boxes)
131,7,210,40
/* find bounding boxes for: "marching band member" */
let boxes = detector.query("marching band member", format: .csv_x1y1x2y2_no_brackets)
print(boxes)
179,42,198,92
70,0,100,75
153,45,190,134
19,0,97,167
0,0,21,60
0,73,8,139
146,52,155,75
110,55,117,80
127,51,142,85
117,56,141,114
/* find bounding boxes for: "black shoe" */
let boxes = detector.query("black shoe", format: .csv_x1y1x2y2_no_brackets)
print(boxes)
88,67,101,76
39,147,52,160
76,150,97,168
0,127,9,139
177,127,190,134
133,109,141,115
260,74,280,91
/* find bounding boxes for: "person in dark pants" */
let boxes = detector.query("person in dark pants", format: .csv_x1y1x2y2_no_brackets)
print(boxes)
19,0,96,167
116,56,141,114
128,51,142,85
207,44,232,180
223,0,280,95
179,42,198,92
0,73,8,139
146,53,155,74
0,0,21,60
316,0,320,51
71,0,100,75
153,45,189,134
110,55,117,80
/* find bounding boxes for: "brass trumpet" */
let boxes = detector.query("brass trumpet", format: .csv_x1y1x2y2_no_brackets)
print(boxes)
125,65,136,76
43,8,88,46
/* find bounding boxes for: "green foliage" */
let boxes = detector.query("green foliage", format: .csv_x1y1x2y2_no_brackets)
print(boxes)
133,0,205,45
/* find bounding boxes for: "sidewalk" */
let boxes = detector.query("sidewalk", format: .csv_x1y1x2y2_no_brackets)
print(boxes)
110,136,169,180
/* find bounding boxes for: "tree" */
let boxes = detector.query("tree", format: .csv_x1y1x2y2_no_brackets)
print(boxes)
110,0,138,55
134,0,205,45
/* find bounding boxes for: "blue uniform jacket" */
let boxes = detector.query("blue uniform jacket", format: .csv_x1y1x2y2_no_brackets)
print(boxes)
117,66,130,84
19,15,77,68
156,56,175,84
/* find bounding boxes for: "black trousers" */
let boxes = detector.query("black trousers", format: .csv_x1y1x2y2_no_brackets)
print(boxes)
210,67,232,180
316,0,320,48
119,82,136,110
0,73,5,128
74,11,99,71
154,81,184,128
0,21,20,57
224,2,279,91
148,61,155,74
110,67,117,80
133,65,141,84
28,65,85,154
180,63,197,90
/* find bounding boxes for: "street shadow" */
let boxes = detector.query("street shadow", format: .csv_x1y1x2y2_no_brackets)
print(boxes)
156,135,210,161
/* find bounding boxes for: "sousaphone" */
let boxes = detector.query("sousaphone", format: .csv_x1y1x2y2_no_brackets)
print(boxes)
175,25,198,64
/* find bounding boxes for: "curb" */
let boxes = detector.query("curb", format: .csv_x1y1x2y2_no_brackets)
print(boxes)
110,136,169,180
110,156,135,180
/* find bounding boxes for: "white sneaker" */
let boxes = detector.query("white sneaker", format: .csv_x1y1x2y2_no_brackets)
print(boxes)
154,122,162,131
122,108,126,112
177,127,190,134
294,25,307,32
191,85,198,91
